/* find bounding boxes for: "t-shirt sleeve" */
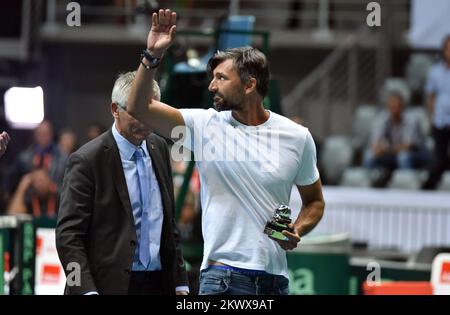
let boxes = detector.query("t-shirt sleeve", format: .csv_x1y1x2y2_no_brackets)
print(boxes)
294,131,320,186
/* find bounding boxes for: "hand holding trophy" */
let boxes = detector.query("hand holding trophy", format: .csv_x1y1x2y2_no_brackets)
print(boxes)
264,205,301,251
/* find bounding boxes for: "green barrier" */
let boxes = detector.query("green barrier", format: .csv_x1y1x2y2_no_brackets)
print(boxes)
0,231,3,295
0,215,36,295
287,250,350,295
19,221,35,295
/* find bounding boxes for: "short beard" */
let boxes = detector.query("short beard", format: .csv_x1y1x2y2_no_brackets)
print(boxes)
213,93,244,112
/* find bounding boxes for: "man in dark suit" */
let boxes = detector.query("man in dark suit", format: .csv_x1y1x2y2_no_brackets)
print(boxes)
56,71,189,295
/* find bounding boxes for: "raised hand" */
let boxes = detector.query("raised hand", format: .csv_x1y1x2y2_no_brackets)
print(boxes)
147,9,177,57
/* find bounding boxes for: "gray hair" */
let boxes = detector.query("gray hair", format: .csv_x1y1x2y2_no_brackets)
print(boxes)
111,71,160,109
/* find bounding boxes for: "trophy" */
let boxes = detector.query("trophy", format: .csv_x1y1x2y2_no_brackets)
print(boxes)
264,205,294,241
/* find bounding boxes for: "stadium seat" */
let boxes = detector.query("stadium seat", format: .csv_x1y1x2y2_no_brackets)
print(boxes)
405,53,434,94
387,169,425,190
321,135,353,184
437,171,450,191
339,167,371,187
351,105,379,151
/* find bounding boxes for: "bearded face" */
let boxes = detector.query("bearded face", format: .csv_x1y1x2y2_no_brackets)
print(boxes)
209,59,246,112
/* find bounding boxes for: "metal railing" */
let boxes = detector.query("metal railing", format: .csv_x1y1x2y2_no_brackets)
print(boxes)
281,10,398,141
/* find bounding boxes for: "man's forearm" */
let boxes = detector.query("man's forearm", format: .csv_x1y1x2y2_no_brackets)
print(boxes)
127,59,158,119
293,201,325,237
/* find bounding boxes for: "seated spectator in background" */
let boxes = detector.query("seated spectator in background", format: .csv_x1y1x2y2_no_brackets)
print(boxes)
363,92,430,171
86,122,106,141
58,129,78,156
0,131,10,158
5,121,67,193
7,168,59,218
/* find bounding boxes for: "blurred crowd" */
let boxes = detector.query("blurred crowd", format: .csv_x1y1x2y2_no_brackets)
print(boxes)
0,119,203,240
0,121,106,218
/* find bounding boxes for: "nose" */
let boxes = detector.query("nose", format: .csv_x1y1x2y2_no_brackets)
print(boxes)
208,78,217,92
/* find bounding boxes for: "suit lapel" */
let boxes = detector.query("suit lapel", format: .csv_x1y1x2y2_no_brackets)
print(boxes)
104,131,135,226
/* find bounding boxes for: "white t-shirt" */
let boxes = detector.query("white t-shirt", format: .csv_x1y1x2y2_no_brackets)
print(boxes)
177,108,319,278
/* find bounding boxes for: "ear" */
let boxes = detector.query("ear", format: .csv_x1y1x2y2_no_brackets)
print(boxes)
111,103,120,119
245,77,257,95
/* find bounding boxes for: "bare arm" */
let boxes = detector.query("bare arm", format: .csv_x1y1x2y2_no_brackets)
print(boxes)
7,173,32,215
127,9,185,139
293,180,325,236
273,179,325,251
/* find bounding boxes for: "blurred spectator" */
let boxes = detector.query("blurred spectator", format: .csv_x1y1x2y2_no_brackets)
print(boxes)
363,92,430,172
423,35,450,190
7,168,59,218
86,122,106,141
0,131,10,158
171,158,201,243
58,129,78,156
177,191,198,242
5,121,67,193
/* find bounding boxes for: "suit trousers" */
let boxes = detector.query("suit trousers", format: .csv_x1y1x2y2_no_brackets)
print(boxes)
128,271,163,295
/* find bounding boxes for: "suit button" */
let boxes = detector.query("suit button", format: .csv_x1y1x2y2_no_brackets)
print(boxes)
130,240,136,247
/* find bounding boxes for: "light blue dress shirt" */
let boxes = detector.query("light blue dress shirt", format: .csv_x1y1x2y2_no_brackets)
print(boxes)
84,124,189,294
425,61,450,128
112,123,163,271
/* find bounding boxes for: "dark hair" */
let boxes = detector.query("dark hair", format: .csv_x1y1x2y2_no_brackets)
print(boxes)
207,46,270,97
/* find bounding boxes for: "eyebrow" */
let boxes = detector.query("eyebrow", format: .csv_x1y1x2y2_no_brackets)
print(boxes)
214,72,228,78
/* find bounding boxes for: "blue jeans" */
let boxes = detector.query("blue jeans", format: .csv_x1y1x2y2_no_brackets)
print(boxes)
198,266,289,295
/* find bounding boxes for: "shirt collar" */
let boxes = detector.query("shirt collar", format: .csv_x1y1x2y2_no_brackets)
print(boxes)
112,122,149,160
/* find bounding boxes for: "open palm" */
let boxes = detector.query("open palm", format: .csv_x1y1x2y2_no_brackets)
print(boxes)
147,9,177,55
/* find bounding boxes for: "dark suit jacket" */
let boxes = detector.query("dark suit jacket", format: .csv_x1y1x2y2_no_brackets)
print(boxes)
55,130,188,295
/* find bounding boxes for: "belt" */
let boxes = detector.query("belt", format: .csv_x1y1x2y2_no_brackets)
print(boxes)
207,265,268,276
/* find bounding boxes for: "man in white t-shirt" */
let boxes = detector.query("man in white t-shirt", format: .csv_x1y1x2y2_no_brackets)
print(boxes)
127,9,325,295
